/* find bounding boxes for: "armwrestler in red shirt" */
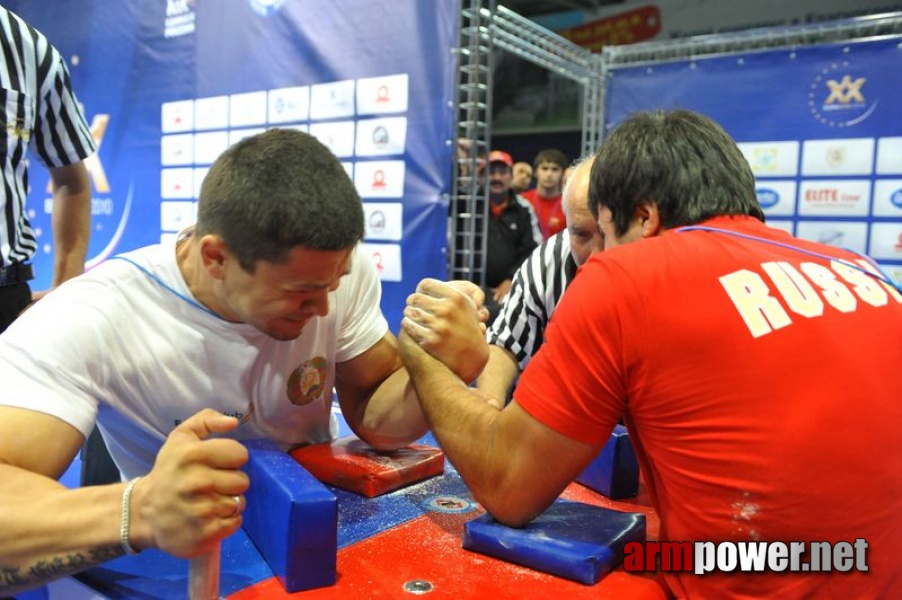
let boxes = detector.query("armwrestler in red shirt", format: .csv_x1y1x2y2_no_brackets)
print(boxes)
400,109,902,598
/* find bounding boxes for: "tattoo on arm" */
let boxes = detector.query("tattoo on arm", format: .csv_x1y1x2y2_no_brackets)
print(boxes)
0,545,123,592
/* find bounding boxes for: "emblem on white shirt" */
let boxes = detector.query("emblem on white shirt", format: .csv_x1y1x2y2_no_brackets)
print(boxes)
287,356,327,405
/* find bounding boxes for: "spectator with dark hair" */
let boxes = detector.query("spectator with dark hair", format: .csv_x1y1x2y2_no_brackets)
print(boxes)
400,109,901,598
521,148,568,240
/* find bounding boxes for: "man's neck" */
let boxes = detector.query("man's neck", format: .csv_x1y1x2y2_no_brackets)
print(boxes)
175,230,231,321
536,185,560,199
489,190,510,207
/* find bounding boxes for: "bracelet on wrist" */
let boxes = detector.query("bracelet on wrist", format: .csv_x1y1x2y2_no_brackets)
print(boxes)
120,476,142,556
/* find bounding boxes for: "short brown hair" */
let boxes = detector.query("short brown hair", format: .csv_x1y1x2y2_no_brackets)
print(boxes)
532,148,568,169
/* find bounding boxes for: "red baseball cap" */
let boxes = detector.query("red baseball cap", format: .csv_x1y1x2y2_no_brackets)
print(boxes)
488,150,513,168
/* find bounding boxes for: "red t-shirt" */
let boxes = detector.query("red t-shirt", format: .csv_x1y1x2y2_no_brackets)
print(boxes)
521,189,565,239
515,216,902,597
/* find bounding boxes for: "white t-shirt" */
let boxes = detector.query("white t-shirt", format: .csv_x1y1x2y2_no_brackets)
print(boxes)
0,240,387,479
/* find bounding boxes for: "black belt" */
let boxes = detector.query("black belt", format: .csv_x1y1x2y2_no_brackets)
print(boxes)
0,262,34,286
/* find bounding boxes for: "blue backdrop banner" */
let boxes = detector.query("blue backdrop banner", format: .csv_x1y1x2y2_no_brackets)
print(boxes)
10,0,460,329
603,36,902,281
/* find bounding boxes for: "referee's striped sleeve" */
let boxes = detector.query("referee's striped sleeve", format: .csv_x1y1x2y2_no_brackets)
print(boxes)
0,9,95,168
486,231,576,368
0,8,96,267
33,34,96,166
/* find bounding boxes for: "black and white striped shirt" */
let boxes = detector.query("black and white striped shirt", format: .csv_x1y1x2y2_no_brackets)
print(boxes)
0,8,95,267
486,230,576,367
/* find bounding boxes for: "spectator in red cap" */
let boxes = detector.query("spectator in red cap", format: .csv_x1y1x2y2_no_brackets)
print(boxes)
481,150,542,324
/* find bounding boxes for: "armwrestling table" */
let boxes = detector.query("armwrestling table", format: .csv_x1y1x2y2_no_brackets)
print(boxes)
33,411,662,600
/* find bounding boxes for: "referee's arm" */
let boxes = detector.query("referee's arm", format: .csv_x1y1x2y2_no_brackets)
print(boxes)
44,162,92,293
33,45,97,297
478,233,569,404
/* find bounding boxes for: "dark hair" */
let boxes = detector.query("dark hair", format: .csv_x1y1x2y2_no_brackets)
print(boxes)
195,128,364,272
588,110,763,236
532,148,568,169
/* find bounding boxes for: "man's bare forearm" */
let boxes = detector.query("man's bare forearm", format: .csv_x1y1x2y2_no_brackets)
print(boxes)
49,163,92,287
1,544,123,594
475,345,520,408
0,466,126,594
399,334,511,506
342,365,430,451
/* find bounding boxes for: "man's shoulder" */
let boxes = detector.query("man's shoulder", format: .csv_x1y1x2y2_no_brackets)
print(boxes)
509,232,573,298
109,243,173,270
0,9,52,69
510,193,538,215
531,231,571,264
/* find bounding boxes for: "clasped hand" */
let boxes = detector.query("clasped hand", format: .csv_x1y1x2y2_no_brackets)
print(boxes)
400,279,489,383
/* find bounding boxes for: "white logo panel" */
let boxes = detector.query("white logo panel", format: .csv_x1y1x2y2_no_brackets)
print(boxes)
194,96,229,131
738,141,799,177
354,160,405,198
876,137,902,175
268,86,310,124
796,221,868,253
160,168,194,199
872,179,902,217
160,201,197,232
357,73,409,115
801,138,875,176
309,121,356,158
363,203,403,241
161,100,194,133
361,242,402,282
869,222,902,261
754,180,797,217
798,180,871,217
310,80,355,120
355,117,408,157
161,134,194,166
229,91,268,128
193,131,230,165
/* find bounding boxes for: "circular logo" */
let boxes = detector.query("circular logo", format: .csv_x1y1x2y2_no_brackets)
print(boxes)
372,126,389,147
423,495,476,514
368,210,386,232
891,189,902,209
286,356,327,406
756,188,780,208
807,60,877,127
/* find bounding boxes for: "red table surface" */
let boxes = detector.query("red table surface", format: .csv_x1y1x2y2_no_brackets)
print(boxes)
229,478,665,599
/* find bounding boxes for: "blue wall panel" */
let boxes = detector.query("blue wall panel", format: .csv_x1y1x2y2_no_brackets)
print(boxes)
604,37,902,279
11,0,459,329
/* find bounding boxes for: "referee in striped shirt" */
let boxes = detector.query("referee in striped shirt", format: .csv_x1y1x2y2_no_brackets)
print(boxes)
480,156,603,404
0,7,96,332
